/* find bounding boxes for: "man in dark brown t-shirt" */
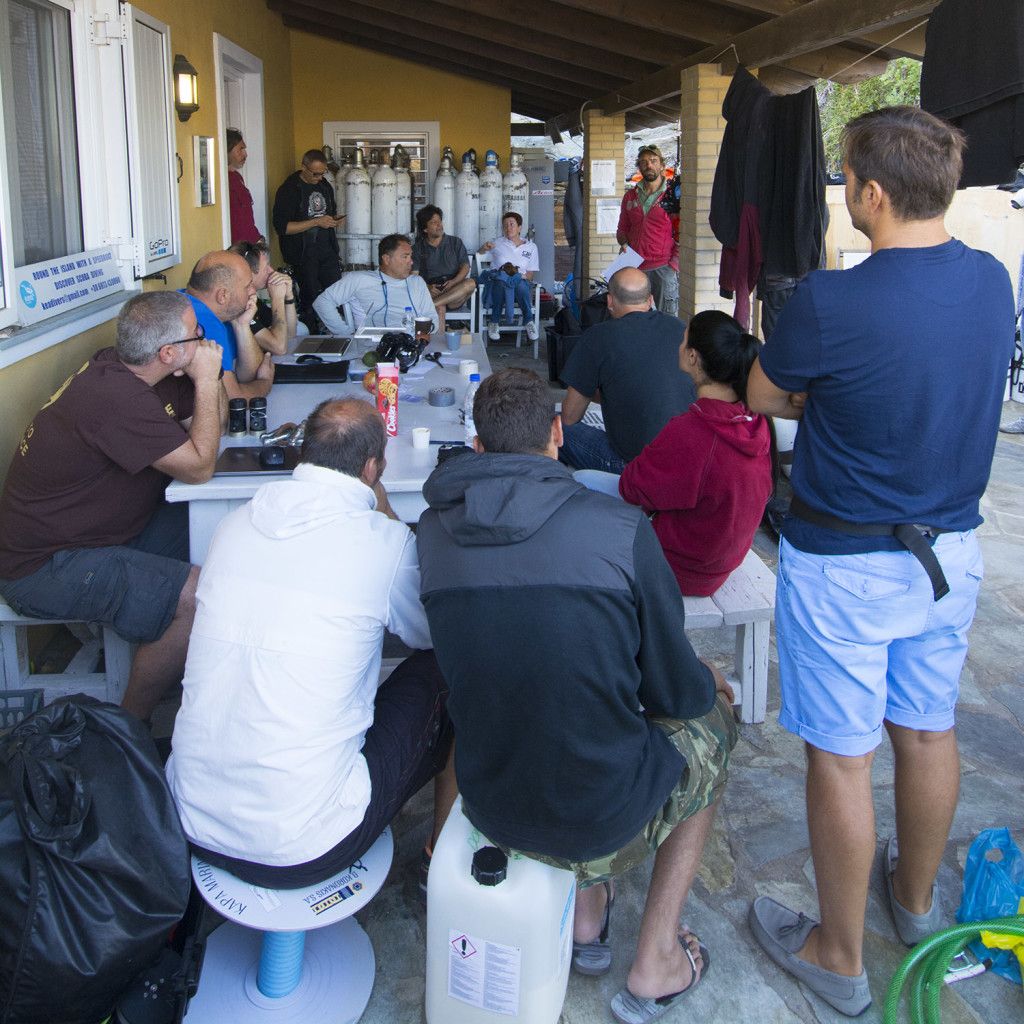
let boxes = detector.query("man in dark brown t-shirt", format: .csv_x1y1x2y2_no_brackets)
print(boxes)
0,291,226,719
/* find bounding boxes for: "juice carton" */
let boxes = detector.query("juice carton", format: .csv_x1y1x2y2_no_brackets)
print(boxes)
376,361,399,437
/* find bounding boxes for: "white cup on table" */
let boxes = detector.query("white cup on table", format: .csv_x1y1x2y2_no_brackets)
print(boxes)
411,426,431,449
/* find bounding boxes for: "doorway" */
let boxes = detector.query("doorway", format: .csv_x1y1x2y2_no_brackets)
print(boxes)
213,35,266,246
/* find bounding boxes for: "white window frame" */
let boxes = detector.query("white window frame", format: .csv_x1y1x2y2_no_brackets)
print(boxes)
0,0,180,369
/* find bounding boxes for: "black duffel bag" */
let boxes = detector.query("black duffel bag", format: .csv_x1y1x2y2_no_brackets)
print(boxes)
0,696,191,1024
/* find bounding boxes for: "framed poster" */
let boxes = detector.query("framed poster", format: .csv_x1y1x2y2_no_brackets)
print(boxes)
193,136,215,207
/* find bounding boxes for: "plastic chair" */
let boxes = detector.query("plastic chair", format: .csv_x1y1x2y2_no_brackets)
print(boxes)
183,828,393,1023
474,253,542,358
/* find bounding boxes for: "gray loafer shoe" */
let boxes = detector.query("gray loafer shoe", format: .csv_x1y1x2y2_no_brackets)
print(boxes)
883,836,942,946
749,896,871,1017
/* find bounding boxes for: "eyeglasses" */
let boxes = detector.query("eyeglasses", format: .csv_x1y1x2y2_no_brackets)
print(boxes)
166,323,206,346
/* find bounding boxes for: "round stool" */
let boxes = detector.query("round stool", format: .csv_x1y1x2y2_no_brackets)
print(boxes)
184,828,393,1023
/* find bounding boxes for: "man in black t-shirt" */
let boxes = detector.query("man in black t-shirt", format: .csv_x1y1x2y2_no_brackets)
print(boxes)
0,292,226,721
411,205,475,332
559,268,694,473
272,150,345,330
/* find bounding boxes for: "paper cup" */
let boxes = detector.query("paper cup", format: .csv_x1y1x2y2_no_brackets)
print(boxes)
411,426,431,449
460,359,479,379
445,330,462,351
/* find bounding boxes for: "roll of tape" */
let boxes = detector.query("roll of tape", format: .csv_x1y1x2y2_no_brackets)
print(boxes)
428,386,456,407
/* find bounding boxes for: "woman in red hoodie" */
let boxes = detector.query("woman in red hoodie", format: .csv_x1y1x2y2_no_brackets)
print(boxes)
619,309,773,596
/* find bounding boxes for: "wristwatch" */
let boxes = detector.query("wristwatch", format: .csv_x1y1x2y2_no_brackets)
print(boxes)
284,298,295,305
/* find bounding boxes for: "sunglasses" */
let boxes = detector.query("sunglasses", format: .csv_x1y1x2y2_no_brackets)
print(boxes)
166,323,206,346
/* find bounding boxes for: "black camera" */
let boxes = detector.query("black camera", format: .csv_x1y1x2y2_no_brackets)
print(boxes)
375,332,426,373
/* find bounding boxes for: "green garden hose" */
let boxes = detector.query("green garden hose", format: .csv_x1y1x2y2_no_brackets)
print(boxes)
883,916,1024,1024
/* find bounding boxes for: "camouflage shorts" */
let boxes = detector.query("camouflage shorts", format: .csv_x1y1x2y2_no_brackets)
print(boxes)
520,694,738,887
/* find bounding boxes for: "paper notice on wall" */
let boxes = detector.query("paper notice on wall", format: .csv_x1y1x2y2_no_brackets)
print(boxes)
448,929,521,1016
590,159,617,196
596,198,620,235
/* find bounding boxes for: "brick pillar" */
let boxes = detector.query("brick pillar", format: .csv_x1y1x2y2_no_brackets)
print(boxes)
678,64,734,321
581,108,625,293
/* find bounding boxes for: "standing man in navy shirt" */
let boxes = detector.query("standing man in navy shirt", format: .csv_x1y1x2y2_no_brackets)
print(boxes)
746,107,1014,1016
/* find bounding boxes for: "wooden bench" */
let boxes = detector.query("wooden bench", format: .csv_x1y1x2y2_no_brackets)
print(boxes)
683,548,776,724
0,598,133,705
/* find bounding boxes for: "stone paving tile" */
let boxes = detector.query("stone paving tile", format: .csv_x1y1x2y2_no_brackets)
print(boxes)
357,402,1024,1023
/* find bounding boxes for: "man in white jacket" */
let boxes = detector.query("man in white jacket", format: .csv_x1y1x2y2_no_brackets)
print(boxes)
166,397,455,888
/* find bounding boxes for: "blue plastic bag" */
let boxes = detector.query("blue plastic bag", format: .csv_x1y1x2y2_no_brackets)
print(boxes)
956,827,1024,984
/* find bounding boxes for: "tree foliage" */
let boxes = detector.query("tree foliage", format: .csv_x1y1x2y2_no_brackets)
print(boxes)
817,58,922,173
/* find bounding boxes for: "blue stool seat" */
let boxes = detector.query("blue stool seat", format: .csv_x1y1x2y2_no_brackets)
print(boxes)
184,828,393,1023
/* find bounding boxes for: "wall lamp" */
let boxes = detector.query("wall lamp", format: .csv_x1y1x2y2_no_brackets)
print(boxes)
173,53,199,123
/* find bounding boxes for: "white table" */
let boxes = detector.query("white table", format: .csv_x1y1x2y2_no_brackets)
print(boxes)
166,335,490,564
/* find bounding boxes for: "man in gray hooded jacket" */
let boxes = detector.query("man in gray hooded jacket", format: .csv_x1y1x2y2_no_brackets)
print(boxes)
417,368,737,1024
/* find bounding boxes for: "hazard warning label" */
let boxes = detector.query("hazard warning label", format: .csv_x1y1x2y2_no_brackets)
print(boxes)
447,928,521,1015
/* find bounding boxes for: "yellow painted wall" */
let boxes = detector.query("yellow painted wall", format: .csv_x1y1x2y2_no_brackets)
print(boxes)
288,30,511,169
0,0,293,484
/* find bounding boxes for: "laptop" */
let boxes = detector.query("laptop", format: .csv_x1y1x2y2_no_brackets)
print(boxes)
293,335,353,357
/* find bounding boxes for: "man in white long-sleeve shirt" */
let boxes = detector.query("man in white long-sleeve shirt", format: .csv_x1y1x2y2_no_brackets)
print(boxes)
166,397,456,888
314,234,435,334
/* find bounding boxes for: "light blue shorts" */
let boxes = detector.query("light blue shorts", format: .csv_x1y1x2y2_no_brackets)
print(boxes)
775,532,983,756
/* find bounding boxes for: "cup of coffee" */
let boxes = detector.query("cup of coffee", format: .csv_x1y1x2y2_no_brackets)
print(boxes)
445,330,462,351
411,426,430,449
414,317,434,341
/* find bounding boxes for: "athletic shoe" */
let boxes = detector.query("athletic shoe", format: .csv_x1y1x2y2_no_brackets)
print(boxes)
488,321,500,342
526,321,539,342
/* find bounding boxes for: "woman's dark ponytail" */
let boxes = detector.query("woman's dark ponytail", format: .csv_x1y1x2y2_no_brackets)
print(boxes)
686,310,762,405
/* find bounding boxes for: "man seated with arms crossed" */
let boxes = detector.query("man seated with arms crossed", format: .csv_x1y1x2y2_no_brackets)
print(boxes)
167,398,456,890
183,250,274,400
314,234,435,334
228,240,301,355
417,369,737,1024
411,205,475,333
0,292,226,720
559,268,695,475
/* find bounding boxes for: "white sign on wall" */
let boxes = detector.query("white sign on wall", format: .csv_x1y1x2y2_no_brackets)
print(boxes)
15,247,125,326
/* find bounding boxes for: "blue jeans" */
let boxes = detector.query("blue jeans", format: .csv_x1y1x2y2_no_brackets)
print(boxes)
483,270,533,323
558,422,625,474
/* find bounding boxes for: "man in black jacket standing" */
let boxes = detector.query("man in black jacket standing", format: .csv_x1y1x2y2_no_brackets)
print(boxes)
272,149,344,329
417,368,737,1024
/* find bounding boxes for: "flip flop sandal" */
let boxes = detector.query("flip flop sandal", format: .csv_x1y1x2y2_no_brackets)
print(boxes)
572,881,614,976
610,933,710,1024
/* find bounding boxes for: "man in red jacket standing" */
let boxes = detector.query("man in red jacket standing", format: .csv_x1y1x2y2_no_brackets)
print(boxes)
617,145,679,316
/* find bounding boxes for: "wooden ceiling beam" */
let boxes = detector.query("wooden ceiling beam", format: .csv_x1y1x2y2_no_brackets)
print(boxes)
293,0,652,79
425,0,696,67
280,16,571,117
546,0,939,132
303,0,627,92
274,1,621,96
541,0,888,85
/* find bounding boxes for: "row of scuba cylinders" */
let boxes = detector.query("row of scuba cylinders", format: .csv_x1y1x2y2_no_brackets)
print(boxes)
336,145,529,266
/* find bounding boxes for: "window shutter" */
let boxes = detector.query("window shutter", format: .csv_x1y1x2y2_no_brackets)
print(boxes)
122,5,180,277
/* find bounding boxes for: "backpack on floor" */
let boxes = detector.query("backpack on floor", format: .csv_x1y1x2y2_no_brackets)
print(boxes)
0,696,191,1024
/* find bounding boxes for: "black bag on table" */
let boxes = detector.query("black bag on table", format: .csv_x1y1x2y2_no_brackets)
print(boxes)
0,696,191,1024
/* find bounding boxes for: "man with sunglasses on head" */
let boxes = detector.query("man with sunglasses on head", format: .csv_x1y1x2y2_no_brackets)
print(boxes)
273,149,345,330
0,292,227,722
228,240,301,355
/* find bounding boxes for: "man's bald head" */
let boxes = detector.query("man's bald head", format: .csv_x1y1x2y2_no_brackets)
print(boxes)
187,251,254,322
300,398,386,481
608,268,652,317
